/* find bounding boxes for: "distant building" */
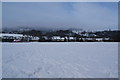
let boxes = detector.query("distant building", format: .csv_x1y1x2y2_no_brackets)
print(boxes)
95,38,103,42
0,33,39,42
68,37,76,41
0,33,23,42
52,36,65,41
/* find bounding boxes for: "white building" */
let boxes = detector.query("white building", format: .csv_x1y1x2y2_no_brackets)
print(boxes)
0,33,40,42
69,37,76,41
0,33,23,39
95,38,103,41
52,36,65,41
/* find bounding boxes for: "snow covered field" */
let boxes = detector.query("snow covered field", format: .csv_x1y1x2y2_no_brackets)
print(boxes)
2,42,118,78
0,43,2,79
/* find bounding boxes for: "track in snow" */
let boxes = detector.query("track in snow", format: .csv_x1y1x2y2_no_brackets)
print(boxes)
2,42,118,78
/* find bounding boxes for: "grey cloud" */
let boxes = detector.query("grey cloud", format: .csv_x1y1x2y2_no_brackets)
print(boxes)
2,2,118,31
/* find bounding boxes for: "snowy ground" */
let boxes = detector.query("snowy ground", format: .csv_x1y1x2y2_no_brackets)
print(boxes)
2,42,118,78
0,43,2,79
118,42,120,80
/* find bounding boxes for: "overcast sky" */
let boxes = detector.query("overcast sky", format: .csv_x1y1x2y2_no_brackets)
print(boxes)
2,2,118,31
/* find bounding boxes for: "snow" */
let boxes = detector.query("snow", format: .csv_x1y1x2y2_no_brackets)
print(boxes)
0,33,23,37
69,37,74,40
52,36,61,40
119,43,120,79
2,42,118,78
0,43,2,79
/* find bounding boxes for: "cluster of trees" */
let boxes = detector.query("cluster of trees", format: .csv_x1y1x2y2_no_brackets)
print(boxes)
1,29,120,42
94,30,120,42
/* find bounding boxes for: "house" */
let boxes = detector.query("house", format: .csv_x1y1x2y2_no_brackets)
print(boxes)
0,33,23,39
95,38,103,42
52,36,65,41
68,37,76,41
60,37,65,41
103,38,110,41
31,36,39,41
0,33,23,42
0,33,40,42
52,36,60,41
80,38,96,42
